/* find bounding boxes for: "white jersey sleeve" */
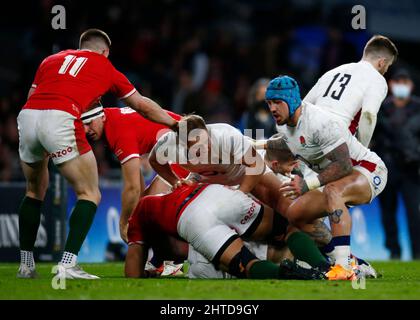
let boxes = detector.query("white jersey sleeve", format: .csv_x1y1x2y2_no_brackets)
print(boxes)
357,77,388,147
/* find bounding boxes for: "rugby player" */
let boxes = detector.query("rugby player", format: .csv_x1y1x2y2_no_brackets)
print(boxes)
265,75,387,280
17,29,178,279
81,105,188,242
124,183,331,280
148,115,292,218
304,35,398,147
262,133,377,279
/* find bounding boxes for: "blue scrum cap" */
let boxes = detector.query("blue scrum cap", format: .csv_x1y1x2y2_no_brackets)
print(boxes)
265,75,302,117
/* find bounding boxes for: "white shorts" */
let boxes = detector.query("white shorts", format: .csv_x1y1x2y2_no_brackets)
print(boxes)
187,241,268,279
354,161,388,202
17,109,91,165
177,184,262,262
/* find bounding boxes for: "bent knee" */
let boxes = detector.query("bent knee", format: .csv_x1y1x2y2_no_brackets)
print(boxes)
323,183,344,200
77,188,101,205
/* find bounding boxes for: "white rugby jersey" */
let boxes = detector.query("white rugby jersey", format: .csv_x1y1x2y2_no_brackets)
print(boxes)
154,123,257,185
276,102,383,174
304,61,387,135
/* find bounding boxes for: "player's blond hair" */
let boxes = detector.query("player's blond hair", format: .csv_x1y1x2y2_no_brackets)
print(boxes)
177,114,207,145
363,35,398,63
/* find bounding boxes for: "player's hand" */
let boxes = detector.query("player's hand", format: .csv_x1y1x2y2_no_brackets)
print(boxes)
279,175,309,199
172,178,195,189
170,121,179,132
119,220,129,243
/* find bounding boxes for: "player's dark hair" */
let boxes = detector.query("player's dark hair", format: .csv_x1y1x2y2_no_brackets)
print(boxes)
79,28,112,49
363,35,398,63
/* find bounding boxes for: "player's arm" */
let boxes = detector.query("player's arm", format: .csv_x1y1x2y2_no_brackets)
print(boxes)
316,142,353,186
238,145,265,193
27,57,44,100
120,158,143,243
148,140,180,187
358,113,377,148
279,142,352,197
125,243,148,278
280,119,352,197
124,91,178,130
357,81,388,147
27,87,36,99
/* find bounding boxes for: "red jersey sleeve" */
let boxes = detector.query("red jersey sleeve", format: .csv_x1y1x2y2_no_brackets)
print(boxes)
114,132,142,164
31,58,47,89
110,66,136,99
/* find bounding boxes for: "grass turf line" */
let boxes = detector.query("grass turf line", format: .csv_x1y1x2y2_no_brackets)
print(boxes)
0,261,419,299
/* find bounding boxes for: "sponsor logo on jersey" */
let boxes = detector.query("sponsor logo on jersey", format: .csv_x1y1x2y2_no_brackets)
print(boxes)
241,202,257,224
115,149,123,157
299,136,306,147
49,146,73,159
373,176,381,186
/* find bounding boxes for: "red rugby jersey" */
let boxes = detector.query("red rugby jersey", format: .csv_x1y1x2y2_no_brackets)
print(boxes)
103,107,181,164
23,49,136,117
127,184,209,245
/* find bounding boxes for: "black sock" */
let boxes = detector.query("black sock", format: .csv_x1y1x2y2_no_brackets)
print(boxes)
64,200,97,254
19,196,43,251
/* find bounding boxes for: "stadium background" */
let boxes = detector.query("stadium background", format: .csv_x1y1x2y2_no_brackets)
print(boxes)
0,0,419,262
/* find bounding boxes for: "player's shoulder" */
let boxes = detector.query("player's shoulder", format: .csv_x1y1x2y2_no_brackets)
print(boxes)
356,61,386,83
302,102,331,122
322,62,356,77
104,107,123,117
208,123,241,135
302,102,342,132
42,49,73,63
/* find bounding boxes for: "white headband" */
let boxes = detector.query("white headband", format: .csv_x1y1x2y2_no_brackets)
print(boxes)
81,106,105,124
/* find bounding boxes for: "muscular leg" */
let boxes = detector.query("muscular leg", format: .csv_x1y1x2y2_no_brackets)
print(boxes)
286,170,371,268
245,205,330,271
251,172,291,216
58,151,101,204
56,151,101,266
18,158,49,272
216,237,321,279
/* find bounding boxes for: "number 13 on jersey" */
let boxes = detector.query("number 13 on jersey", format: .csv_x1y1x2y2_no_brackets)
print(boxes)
323,73,352,101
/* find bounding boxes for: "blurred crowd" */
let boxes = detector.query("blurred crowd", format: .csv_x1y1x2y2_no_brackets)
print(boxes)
0,0,419,181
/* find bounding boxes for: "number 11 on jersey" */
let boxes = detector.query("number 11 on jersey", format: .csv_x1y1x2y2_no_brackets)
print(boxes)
58,55,88,77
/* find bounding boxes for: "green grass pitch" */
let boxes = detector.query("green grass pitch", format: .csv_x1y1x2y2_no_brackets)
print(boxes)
1,261,420,299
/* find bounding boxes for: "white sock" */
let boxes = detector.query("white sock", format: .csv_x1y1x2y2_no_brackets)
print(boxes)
331,246,351,269
60,251,77,267
20,250,35,270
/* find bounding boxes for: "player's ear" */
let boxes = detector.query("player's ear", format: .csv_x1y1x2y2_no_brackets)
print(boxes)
272,160,278,169
102,48,110,58
378,57,387,69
